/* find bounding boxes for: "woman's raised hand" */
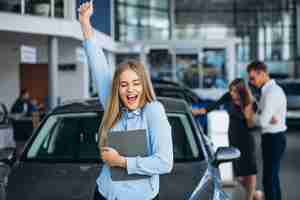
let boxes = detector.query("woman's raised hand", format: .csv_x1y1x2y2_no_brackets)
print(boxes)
78,1,93,25
78,1,94,39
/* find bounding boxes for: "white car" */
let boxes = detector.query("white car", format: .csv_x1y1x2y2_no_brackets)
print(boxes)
278,79,300,126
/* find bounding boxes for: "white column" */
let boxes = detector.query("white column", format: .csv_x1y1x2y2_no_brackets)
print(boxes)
50,0,55,17
76,47,89,98
48,36,59,109
21,0,25,15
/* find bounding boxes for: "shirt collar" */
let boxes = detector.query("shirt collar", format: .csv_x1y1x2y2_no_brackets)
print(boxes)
121,107,142,119
261,79,275,93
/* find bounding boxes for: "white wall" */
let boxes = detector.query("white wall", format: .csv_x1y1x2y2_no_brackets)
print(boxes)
57,37,89,103
0,33,48,109
0,12,117,52
0,33,88,109
0,42,20,110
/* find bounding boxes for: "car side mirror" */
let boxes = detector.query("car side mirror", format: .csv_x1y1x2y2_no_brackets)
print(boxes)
0,147,17,167
212,146,240,167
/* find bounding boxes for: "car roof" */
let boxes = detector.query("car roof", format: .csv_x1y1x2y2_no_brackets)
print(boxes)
277,79,300,84
151,78,182,87
153,83,184,90
51,97,189,115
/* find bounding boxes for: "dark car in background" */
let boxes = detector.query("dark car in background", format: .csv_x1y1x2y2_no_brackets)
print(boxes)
1,97,239,200
278,79,300,127
152,79,215,133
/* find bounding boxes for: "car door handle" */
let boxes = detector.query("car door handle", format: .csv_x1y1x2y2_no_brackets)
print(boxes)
55,169,67,176
80,165,92,172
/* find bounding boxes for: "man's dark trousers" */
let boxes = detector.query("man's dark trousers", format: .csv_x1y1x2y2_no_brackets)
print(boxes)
261,132,286,200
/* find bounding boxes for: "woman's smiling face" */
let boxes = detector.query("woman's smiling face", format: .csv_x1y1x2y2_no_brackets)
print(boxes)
119,69,144,111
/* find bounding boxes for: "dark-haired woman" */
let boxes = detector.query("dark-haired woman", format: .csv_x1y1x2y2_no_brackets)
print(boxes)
193,78,262,200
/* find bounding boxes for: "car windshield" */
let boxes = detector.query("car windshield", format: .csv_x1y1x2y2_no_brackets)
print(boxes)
25,111,204,162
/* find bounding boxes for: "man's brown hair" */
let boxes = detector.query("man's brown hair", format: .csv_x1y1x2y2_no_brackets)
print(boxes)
247,61,268,73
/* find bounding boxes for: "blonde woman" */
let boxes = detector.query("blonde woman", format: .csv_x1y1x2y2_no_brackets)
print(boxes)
78,2,173,200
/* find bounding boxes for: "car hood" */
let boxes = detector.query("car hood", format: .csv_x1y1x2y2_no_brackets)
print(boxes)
6,161,101,200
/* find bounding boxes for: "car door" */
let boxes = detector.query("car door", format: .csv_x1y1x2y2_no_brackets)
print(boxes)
7,112,103,200
7,162,102,200
160,113,210,200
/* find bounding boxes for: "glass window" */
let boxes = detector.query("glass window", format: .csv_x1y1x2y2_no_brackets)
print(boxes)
54,0,64,18
26,0,51,17
25,111,204,162
175,1,297,61
150,10,169,29
117,5,126,22
150,28,169,40
26,113,102,161
126,0,148,7
202,49,227,89
139,9,150,26
0,0,21,13
126,6,138,25
115,0,170,41
116,54,140,65
126,26,139,41
150,0,168,9
167,113,203,161
148,49,173,80
176,54,199,88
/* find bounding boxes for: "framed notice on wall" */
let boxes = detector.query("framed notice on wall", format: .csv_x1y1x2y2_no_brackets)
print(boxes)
20,45,37,64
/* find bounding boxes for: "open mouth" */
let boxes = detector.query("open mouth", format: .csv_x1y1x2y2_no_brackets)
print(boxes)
126,95,138,104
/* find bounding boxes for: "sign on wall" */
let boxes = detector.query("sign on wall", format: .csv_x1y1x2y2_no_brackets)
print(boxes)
20,45,37,64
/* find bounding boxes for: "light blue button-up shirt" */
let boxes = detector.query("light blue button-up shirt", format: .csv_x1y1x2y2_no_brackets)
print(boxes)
83,36,173,200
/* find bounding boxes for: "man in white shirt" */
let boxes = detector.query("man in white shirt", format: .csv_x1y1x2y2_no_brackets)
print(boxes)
246,61,287,200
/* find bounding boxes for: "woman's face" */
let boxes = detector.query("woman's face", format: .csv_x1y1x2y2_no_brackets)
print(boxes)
230,86,240,103
119,69,144,111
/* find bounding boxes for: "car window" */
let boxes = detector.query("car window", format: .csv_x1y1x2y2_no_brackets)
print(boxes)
26,112,204,162
279,83,300,95
167,113,204,161
26,112,102,161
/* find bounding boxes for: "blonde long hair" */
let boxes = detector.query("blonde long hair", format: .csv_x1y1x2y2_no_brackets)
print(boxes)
98,60,156,149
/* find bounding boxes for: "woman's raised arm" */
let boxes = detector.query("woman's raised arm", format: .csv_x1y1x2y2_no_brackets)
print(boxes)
78,1,113,108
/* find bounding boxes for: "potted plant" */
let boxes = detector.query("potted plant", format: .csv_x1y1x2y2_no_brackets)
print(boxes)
32,0,50,16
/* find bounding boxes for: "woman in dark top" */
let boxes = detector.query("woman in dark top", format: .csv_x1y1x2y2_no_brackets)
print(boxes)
192,78,261,200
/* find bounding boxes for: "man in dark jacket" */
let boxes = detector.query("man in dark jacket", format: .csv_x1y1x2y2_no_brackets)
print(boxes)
11,89,33,116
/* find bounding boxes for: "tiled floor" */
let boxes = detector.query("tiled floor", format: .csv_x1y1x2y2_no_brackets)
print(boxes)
224,128,300,200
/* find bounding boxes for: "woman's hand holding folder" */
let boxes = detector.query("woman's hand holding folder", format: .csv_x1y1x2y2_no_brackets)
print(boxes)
101,147,127,168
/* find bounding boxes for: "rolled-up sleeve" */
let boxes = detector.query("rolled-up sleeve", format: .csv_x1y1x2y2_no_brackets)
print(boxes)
83,35,113,109
127,101,173,175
